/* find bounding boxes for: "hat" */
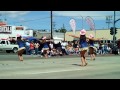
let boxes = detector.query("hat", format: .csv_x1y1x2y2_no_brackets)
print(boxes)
42,36,46,40
17,34,21,37
89,34,94,38
80,29,86,35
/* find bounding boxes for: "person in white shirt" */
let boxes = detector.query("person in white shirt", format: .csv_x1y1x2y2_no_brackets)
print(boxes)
34,41,40,55
25,40,30,55
61,41,68,55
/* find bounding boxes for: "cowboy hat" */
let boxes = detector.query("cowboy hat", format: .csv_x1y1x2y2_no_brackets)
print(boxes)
80,29,86,35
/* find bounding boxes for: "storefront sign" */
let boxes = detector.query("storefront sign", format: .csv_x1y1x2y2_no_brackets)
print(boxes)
16,26,24,30
0,26,12,33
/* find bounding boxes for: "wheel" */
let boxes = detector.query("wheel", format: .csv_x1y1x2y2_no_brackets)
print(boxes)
6,50,11,53
13,47,18,53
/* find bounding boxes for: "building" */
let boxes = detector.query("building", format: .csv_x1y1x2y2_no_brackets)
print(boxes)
0,21,33,40
34,31,64,40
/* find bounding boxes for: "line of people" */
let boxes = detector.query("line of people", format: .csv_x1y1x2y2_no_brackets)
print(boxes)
16,30,104,67
68,29,103,66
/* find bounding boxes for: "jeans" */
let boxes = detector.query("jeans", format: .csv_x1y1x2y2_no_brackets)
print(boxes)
35,48,38,55
25,46,30,55
30,49,34,55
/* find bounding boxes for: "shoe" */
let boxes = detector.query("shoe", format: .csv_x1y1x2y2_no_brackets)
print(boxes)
84,63,88,66
80,64,84,66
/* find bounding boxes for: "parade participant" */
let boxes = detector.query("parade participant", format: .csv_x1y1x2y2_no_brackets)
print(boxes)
41,36,52,58
88,34,96,61
68,29,102,66
17,34,26,61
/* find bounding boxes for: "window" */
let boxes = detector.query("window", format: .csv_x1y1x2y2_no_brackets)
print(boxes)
6,41,9,45
107,40,110,43
101,40,103,43
1,41,5,44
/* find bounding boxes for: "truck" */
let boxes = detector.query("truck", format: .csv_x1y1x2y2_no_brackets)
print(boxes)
0,39,19,53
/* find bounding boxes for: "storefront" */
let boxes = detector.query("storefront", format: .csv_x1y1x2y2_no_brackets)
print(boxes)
0,25,33,40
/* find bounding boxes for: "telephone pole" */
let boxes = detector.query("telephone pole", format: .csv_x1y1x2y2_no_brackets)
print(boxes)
51,11,53,39
106,16,112,29
113,11,116,47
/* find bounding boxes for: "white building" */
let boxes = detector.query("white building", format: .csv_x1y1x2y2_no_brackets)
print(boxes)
0,25,33,40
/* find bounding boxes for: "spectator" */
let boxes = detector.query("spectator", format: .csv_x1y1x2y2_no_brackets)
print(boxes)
34,41,40,55
30,41,35,55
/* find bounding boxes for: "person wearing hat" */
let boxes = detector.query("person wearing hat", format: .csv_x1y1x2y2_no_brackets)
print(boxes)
17,34,26,61
41,36,53,58
88,34,97,61
68,29,102,66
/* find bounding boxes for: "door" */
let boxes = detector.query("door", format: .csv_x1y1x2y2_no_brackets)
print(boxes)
0,41,6,50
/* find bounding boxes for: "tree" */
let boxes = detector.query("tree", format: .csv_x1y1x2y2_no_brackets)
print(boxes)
59,28,67,33
55,30,59,32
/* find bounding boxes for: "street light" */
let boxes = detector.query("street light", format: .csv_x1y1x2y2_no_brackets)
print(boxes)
113,11,120,47
106,16,112,29
80,15,84,29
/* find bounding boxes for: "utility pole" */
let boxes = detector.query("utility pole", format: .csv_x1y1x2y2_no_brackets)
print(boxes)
113,11,116,47
51,11,53,39
106,16,112,29
63,24,65,29
63,24,65,41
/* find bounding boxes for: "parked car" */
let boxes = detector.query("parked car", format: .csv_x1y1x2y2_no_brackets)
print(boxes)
0,39,19,53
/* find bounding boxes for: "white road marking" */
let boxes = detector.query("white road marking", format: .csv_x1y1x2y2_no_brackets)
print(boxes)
0,67,90,77
20,67,89,75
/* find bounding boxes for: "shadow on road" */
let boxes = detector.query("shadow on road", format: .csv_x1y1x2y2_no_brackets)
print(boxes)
72,64,81,66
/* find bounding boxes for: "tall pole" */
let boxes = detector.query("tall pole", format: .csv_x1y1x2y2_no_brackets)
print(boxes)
106,16,112,29
51,11,53,39
113,11,116,47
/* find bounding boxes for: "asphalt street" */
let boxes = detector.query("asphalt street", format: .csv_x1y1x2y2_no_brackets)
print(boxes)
0,54,120,79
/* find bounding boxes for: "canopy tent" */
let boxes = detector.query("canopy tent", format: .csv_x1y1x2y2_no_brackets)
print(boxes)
22,36,38,42
53,37,64,40
28,37,38,41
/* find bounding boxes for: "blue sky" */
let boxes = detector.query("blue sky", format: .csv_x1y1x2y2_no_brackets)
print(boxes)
0,11,120,31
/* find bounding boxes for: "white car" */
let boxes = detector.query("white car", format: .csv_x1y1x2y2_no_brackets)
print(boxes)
0,40,19,53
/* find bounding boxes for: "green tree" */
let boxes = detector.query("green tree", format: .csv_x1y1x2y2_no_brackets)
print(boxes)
60,28,66,33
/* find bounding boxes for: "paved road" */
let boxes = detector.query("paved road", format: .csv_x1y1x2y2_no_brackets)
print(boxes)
0,55,120,79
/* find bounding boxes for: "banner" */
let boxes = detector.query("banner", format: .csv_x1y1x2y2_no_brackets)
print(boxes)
69,19,76,34
85,16,95,30
85,16,96,37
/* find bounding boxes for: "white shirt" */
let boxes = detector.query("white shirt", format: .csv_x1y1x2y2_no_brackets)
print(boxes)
61,42,67,49
26,42,30,46
49,43,53,49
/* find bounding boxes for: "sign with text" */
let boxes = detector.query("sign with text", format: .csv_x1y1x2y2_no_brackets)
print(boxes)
0,26,12,34
16,26,24,30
